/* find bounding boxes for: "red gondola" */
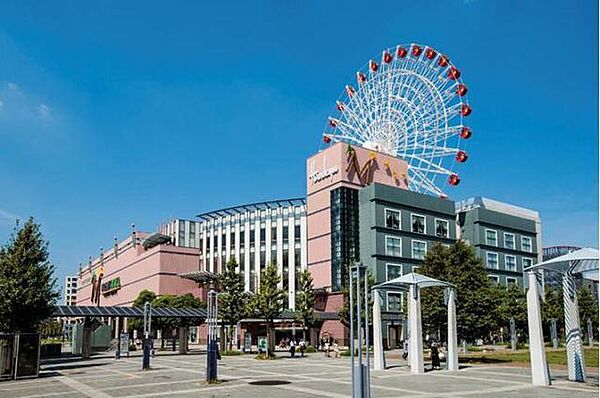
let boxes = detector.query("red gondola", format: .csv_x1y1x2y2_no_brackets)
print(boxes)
438,55,449,67
425,48,436,60
396,46,408,58
369,60,378,72
346,85,355,97
383,51,393,63
460,127,472,139
356,72,366,84
457,84,468,96
455,150,468,163
412,45,422,57
323,135,332,144
461,104,472,116
336,101,344,111
328,118,338,128
448,174,460,186
448,67,461,80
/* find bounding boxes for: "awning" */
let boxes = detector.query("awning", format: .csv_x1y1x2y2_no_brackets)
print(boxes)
374,272,453,291
53,305,206,319
525,247,599,281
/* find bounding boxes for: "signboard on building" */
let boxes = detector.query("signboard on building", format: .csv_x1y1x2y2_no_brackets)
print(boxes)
257,336,268,353
102,277,121,296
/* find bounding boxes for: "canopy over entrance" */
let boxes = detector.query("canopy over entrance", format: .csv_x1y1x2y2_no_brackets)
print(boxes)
375,272,454,290
525,247,599,280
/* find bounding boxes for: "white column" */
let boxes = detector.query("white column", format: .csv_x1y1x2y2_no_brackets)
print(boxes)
208,225,215,273
526,271,550,386
288,213,296,309
300,209,308,271
217,223,223,273
254,218,260,288
447,288,459,371
408,284,424,374
373,290,385,371
225,220,231,263
563,273,586,382
244,218,251,291
201,225,207,271
276,214,284,288
234,220,240,264
265,215,272,266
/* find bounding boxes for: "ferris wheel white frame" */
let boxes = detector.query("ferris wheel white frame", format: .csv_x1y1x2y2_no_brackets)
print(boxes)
323,43,472,197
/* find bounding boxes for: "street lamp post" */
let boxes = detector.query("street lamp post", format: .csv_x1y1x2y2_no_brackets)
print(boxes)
142,302,152,370
206,290,218,383
349,262,370,398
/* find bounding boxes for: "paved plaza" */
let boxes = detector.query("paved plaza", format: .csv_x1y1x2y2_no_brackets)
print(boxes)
0,351,598,398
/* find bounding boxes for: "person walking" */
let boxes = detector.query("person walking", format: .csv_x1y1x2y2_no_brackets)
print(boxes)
430,341,440,370
299,338,306,357
289,338,296,358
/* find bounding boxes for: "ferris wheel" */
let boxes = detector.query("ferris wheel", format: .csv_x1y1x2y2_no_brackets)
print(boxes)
323,43,472,197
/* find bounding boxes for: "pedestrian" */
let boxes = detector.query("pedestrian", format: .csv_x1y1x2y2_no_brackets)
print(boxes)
289,338,296,357
299,338,306,357
402,339,408,360
430,341,440,370
332,340,340,358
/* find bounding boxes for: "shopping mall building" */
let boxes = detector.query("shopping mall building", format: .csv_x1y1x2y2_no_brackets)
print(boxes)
76,142,544,347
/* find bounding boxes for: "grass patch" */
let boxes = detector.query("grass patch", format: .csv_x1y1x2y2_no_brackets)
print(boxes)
460,347,598,368
305,346,317,353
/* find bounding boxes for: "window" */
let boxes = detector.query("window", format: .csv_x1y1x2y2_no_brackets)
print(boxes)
522,258,533,270
505,255,517,272
386,263,403,281
385,236,402,257
485,229,497,246
486,252,499,269
385,209,401,230
411,214,426,234
504,233,515,250
295,225,301,242
521,236,532,253
412,240,427,260
506,277,518,286
387,292,403,312
488,275,499,284
435,219,449,238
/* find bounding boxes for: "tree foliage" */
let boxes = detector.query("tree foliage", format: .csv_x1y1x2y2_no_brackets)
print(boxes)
249,263,285,355
294,269,317,338
338,269,375,328
219,258,246,350
0,218,59,332
577,286,598,327
419,241,499,343
494,283,528,338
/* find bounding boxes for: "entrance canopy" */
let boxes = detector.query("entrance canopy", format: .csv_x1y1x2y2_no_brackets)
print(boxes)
53,305,207,319
525,247,599,281
374,272,454,291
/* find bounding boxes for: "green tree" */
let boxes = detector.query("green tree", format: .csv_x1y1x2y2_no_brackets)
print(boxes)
294,269,317,340
128,289,157,333
495,284,528,340
419,241,499,343
152,294,178,347
577,286,598,327
541,286,563,340
250,263,285,356
0,218,59,332
218,258,246,351
338,269,375,329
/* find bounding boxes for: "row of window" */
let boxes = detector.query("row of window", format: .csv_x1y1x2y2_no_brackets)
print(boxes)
384,209,450,238
485,252,533,272
489,275,518,285
384,236,437,260
199,207,306,229
484,229,533,253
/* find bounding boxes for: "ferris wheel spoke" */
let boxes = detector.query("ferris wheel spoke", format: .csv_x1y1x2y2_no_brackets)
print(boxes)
407,155,454,176
409,167,444,196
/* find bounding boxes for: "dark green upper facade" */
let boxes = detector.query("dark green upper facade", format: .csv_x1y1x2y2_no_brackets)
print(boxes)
359,183,457,285
457,203,539,287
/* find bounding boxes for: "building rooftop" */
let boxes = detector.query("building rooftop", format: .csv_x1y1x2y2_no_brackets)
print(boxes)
455,197,540,221
196,198,306,221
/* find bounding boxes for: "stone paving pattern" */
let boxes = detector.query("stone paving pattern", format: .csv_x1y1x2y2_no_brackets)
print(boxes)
0,351,598,398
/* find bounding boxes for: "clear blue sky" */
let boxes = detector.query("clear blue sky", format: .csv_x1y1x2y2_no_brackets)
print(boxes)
0,1,597,294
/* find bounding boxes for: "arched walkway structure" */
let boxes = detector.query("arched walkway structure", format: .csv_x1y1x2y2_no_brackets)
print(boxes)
524,247,599,385
372,273,457,374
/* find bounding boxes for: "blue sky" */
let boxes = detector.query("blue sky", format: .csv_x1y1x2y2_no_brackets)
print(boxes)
0,1,597,294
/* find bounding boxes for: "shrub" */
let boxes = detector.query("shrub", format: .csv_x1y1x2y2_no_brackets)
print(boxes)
222,350,243,356
305,345,317,353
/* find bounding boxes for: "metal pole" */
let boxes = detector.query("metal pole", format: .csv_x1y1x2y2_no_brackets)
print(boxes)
364,266,370,397
356,266,362,372
349,267,355,398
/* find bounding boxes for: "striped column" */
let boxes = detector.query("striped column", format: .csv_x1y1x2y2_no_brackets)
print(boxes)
563,273,586,382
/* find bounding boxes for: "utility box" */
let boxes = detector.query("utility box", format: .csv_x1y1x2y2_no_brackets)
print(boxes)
0,334,14,381
14,334,40,380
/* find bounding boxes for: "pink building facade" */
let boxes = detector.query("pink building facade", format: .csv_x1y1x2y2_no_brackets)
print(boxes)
307,142,408,343
77,232,204,308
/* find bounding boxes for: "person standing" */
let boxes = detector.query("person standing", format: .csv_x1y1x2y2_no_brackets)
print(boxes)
430,341,440,370
289,338,296,358
299,338,306,357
